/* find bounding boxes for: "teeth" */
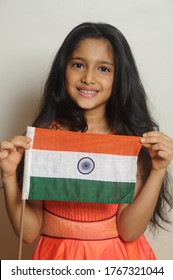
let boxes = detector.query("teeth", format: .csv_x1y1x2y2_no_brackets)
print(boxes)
80,89,97,94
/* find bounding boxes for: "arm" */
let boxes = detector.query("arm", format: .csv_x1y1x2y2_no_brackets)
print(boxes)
117,131,173,242
0,136,43,243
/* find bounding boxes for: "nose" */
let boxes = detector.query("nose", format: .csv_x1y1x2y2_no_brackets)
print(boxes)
81,69,95,85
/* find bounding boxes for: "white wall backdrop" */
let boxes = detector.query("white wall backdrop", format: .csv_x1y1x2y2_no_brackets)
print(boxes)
0,0,173,259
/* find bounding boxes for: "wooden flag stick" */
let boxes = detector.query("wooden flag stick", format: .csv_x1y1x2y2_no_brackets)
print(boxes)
18,199,26,260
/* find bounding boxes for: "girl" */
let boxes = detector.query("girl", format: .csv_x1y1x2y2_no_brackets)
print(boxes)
0,22,173,260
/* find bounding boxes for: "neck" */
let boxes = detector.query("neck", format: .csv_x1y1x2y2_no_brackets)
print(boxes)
84,110,110,134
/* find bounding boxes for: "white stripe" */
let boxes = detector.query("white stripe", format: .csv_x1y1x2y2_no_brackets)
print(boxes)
22,126,35,199
30,150,138,183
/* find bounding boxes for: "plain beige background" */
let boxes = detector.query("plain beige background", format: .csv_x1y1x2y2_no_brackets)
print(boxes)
0,0,173,259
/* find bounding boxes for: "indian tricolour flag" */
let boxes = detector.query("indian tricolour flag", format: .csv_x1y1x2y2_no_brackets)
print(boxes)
22,126,142,204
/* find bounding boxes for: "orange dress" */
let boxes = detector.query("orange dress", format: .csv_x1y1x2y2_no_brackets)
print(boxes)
32,200,156,260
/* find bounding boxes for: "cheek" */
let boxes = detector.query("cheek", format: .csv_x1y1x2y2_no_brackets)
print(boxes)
102,77,114,91
65,69,71,87
66,70,79,88
65,71,78,98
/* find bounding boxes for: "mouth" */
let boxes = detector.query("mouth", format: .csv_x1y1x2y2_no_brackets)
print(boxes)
77,87,98,97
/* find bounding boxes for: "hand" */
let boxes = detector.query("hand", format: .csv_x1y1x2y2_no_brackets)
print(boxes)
140,131,173,171
0,136,31,178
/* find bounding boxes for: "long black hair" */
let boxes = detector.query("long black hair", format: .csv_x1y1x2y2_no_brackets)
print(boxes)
33,22,156,135
19,22,172,229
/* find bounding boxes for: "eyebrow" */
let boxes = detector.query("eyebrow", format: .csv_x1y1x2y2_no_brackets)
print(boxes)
70,56,114,66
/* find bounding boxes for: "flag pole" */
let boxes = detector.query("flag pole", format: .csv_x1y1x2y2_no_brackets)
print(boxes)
18,199,26,260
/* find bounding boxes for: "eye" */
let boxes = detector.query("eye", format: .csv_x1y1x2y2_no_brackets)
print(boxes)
99,66,110,72
72,63,84,69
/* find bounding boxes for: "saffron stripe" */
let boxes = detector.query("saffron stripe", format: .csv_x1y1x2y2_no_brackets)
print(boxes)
28,177,135,204
31,127,141,156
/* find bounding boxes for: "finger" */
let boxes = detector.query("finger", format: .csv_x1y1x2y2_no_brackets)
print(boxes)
157,150,173,161
0,137,31,155
0,150,9,160
140,142,152,149
151,143,173,158
141,135,173,146
142,131,172,143
143,131,168,138
17,147,25,156
141,138,173,155
0,141,17,152
9,136,31,149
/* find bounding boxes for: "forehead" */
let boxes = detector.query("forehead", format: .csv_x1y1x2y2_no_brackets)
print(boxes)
71,38,114,61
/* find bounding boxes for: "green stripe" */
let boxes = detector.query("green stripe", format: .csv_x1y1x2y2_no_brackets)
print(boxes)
28,177,135,204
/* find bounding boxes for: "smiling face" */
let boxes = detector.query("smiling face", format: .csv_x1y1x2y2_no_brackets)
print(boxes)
65,38,114,117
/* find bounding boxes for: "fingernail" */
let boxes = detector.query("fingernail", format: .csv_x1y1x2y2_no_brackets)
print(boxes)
141,138,145,143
